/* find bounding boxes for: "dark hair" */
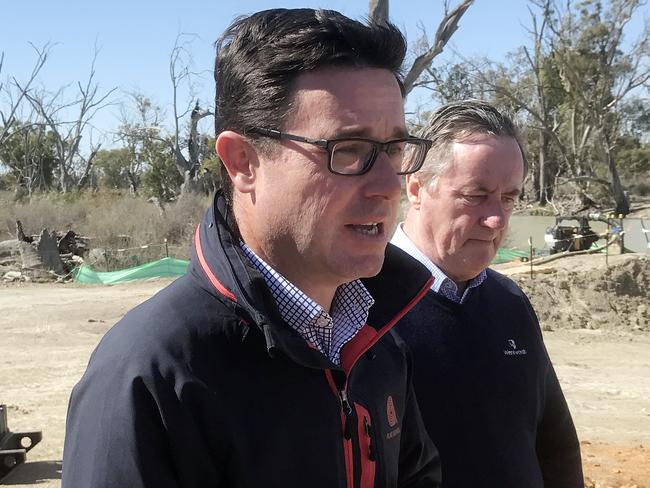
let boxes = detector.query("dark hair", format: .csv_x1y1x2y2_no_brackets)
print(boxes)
418,99,528,188
214,8,407,205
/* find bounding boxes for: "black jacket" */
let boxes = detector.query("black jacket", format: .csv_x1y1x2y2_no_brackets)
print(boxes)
395,269,583,488
62,192,441,488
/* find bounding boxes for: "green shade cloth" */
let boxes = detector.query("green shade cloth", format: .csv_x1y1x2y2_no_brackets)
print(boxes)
492,248,530,265
72,248,528,285
74,257,189,284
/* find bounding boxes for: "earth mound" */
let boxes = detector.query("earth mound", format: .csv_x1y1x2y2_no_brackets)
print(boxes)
511,256,650,332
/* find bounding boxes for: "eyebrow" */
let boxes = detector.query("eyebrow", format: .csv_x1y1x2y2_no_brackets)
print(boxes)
461,185,522,197
504,188,522,197
333,126,410,140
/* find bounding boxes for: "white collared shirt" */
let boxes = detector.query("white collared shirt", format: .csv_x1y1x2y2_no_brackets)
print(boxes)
391,223,486,304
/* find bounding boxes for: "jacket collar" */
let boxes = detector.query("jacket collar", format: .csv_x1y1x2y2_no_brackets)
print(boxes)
189,191,433,371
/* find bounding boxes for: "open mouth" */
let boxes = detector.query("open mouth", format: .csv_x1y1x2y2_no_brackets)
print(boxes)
346,223,383,236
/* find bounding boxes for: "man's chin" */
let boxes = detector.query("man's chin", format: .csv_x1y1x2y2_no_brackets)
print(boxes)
451,254,493,281
464,241,498,261
339,254,386,281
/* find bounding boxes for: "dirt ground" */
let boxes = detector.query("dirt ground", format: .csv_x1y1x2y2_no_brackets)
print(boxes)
1,253,649,487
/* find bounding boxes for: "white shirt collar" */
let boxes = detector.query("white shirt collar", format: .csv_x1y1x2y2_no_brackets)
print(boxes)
390,222,487,303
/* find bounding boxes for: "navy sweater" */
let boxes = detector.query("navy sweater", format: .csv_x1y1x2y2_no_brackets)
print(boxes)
395,269,583,488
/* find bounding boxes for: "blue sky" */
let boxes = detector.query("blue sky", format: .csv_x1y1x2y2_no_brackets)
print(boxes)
1,0,647,142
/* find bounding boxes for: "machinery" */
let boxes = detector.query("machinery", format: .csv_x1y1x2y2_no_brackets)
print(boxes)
0,405,42,479
544,215,600,254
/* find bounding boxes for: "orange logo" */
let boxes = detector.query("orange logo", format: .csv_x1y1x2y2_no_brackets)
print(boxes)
386,396,397,427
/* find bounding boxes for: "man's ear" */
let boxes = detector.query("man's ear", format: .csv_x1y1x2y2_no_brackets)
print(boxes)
405,174,423,209
215,131,258,193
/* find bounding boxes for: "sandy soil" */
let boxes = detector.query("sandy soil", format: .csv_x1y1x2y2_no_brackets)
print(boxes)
1,255,649,487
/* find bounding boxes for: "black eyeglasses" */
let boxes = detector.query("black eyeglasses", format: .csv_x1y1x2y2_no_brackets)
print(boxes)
248,127,432,176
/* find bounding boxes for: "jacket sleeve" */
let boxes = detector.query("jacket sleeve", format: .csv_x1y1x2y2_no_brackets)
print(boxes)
62,335,224,487
535,359,584,488
397,346,442,488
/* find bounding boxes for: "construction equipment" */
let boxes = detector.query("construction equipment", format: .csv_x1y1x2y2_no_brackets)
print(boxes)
544,215,600,254
0,404,42,480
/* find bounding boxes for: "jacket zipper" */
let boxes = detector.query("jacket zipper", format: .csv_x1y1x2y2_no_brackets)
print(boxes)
326,370,355,488
320,278,435,488
356,404,376,488
363,416,375,462
339,389,354,440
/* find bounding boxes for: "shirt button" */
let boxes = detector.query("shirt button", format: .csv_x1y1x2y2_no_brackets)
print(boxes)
315,316,331,328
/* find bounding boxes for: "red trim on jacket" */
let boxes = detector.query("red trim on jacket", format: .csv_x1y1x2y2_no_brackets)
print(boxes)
354,402,376,488
194,224,237,302
340,276,434,374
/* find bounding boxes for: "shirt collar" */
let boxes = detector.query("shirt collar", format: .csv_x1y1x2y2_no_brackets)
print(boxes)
239,242,374,363
390,223,487,303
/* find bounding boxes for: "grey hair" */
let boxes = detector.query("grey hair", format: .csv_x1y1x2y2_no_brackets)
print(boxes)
417,99,528,190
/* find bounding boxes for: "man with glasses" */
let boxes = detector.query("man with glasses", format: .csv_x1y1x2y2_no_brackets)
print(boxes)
62,8,440,488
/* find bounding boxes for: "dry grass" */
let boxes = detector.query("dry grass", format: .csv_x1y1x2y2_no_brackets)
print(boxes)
0,191,211,269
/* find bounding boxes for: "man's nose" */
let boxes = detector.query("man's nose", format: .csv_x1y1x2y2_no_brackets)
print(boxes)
365,151,402,200
481,201,508,229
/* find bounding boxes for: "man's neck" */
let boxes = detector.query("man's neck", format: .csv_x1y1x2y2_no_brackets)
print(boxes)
242,247,337,313
301,287,336,314
258,256,337,312
454,279,468,296
398,221,471,296
237,218,338,312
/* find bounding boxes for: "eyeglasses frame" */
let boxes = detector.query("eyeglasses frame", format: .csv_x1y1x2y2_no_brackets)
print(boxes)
247,127,432,176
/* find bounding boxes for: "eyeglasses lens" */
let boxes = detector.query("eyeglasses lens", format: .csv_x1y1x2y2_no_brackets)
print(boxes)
330,140,424,175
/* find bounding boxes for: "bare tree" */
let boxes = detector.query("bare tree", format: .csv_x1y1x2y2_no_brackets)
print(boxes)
23,46,116,192
0,43,50,148
369,0,389,24
167,34,213,195
525,0,555,204
369,0,475,96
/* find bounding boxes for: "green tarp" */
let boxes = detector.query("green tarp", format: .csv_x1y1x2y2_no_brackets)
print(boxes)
74,257,189,284
73,248,530,285
492,247,530,264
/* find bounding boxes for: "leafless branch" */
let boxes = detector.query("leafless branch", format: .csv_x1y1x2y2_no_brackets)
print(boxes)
369,0,389,24
21,45,116,192
0,43,51,146
402,0,474,95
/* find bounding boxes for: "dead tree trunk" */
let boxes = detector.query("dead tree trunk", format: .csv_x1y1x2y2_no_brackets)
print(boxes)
16,222,65,279
604,136,630,216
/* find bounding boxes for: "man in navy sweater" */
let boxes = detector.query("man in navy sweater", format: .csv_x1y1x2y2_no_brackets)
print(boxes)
392,100,583,487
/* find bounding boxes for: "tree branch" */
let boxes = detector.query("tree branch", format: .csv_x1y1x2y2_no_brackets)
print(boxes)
368,0,389,24
402,0,474,95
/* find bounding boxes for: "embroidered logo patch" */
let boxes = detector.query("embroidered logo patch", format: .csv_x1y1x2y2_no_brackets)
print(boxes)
386,395,397,427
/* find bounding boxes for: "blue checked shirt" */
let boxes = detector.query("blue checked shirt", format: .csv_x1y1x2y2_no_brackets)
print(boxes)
391,223,486,304
241,243,375,365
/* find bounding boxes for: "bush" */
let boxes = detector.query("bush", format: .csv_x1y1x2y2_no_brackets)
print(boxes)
632,181,650,197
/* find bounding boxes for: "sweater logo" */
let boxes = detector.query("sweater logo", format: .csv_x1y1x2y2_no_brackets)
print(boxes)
386,396,397,427
504,338,527,356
